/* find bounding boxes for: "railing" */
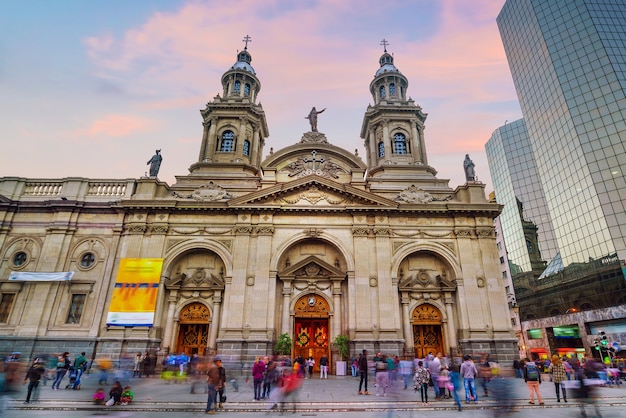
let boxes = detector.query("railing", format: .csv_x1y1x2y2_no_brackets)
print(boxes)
87,182,127,197
24,182,63,196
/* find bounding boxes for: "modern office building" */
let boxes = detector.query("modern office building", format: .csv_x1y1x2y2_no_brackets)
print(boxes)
490,0,626,360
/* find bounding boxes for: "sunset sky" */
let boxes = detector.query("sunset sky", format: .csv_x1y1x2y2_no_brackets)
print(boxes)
0,0,521,192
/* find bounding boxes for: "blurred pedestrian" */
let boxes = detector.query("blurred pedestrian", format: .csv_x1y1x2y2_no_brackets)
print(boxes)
72,352,88,389
51,352,70,390
23,358,45,404
358,349,370,395
548,354,567,402
205,357,222,414
460,355,478,404
523,357,543,405
414,360,431,406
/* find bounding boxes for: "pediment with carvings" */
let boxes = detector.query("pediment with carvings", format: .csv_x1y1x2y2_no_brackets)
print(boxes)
279,255,345,279
398,269,456,291
228,176,398,209
164,268,225,290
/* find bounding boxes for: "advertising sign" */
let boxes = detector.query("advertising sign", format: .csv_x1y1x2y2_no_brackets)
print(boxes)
106,258,163,326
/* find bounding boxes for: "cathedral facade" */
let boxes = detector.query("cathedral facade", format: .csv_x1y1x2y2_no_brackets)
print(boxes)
0,43,516,369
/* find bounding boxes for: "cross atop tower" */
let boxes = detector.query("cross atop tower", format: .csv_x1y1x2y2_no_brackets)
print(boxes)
380,38,389,52
242,35,252,50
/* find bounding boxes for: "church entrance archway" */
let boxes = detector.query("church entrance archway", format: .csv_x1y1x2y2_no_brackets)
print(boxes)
411,304,445,358
293,294,330,372
176,302,210,355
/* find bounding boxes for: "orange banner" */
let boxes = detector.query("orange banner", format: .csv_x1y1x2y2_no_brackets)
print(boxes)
106,258,163,326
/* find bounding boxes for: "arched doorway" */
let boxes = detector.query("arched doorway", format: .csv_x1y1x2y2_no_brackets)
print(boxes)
176,302,210,355
293,294,330,372
411,304,445,358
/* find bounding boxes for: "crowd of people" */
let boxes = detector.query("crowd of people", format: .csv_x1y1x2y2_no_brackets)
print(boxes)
3,348,624,415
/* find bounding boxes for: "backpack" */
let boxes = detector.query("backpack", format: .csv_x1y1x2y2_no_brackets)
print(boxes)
526,363,539,380
57,357,66,368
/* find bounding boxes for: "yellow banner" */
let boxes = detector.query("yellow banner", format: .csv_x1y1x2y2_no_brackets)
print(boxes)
106,258,163,326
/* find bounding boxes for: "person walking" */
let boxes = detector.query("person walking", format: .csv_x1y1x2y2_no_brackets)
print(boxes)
133,352,143,377
23,358,46,404
449,363,463,411
51,352,70,390
357,349,370,395
319,355,328,379
216,357,226,409
205,357,221,414
414,360,431,406
72,352,88,390
428,353,442,399
523,357,544,405
460,355,478,404
252,356,265,401
374,353,389,397
548,355,567,402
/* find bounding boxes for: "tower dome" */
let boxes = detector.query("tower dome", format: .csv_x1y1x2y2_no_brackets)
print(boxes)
220,35,261,102
369,40,408,104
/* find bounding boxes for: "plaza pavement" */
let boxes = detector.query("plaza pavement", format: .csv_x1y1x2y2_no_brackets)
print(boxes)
6,370,626,414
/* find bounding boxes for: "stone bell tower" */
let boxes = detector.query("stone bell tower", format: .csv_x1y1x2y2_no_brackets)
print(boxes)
188,35,269,188
361,40,445,194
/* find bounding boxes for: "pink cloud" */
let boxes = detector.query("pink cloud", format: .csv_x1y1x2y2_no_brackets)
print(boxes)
73,114,156,138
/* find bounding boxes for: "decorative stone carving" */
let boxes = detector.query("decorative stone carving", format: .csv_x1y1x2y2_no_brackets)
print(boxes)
352,227,370,236
126,224,147,234
454,229,473,237
395,185,453,203
281,154,345,180
233,226,254,234
172,181,232,201
369,276,378,287
373,228,392,236
255,226,275,235
149,225,168,234
299,132,328,144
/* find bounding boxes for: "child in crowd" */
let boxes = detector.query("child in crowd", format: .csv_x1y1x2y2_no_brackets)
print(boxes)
120,385,134,405
93,387,106,405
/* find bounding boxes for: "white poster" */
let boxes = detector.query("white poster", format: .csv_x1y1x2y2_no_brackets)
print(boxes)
9,271,74,281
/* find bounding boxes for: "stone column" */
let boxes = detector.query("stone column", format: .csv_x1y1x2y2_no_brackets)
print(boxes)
162,294,178,351
206,118,218,160
209,291,222,351
401,294,413,352
332,280,342,336
236,117,247,159
368,128,377,164
281,279,292,335
410,119,421,163
382,120,392,158
445,294,458,350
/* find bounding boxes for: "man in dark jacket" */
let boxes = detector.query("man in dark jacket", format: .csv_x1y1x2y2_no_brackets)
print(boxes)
23,358,46,404
358,350,370,395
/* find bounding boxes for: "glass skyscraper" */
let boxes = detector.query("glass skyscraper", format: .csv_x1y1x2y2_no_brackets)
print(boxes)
486,119,558,274
496,0,626,268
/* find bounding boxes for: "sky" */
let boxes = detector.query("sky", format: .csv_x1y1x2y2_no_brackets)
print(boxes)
0,0,521,193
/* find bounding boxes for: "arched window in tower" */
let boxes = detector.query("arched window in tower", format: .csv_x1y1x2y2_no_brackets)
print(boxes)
389,83,396,96
378,141,385,158
234,80,241,94
220,130,235,152
225,83,230,95
393,133,408,154
379,85,386,99
244,83,251,96
243,140,250,156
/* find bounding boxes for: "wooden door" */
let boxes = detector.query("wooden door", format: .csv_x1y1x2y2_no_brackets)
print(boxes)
177,323,209,355
411,304,445,358
294,318,329,372
176,303,211,355
413,324,444,358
